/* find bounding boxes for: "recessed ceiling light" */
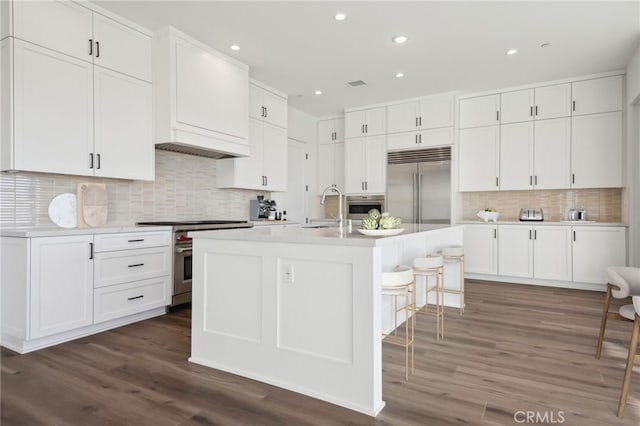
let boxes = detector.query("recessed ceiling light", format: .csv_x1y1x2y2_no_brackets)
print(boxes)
540,42,552,48
395,72,405,78
230,45,240,51
334,13,346,21
314,90,323,95
506,48,518,55
392,35,408,44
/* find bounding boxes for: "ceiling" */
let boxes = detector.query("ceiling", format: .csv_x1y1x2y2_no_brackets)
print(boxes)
94,1,640,118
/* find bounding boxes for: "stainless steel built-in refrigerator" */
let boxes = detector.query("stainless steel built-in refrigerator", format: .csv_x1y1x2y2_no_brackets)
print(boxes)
386,147,451,224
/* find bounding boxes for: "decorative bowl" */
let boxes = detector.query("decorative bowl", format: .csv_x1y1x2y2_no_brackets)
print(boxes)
476,211,500,222
357,228,404,236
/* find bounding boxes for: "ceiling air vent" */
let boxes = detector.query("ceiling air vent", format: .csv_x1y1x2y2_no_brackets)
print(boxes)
347,80,367,87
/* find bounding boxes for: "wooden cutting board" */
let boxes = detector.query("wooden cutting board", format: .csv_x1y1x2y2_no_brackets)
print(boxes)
77,183,108,228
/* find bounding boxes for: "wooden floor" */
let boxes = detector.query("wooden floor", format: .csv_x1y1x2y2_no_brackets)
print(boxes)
2,280,640,425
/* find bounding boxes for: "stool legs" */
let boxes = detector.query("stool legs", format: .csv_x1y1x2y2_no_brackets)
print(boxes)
382,283,415,380
441,255,465,315
416,268,444,341
617,313,640,417
596,283,624,359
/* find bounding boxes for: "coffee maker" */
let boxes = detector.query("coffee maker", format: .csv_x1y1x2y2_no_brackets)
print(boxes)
250,195,277,220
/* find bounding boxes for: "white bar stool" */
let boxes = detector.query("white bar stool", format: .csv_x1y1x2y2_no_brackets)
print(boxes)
596,266,640,359
618,295,640,417
381,265,415,380
412,255,444,341
441,246,465,315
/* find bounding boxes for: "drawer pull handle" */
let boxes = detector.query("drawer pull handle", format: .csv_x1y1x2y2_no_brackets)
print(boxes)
128,263,144,268
128,239,145,243
128,295,144,301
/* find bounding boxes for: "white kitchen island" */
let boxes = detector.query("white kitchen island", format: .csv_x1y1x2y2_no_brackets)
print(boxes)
189,224,463,416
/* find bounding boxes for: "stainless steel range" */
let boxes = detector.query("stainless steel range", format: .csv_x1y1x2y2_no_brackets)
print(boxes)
136,220,253,306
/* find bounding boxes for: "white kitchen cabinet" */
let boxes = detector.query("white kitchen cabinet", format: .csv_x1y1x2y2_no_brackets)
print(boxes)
387,127,454,151
154,27,249,157
94,66,153,180
217,120,288,191
459,94,500,129
249,82,288,129
533,83,572,120
571,111,622,188
459,126,499,191
345,107,386,138
500,89,534,124
498,225,533,278
317,117,345,144
317,142,345,195
30,235,94,339
572,75,622,116
344,135,386,195
533,226,572,281
499,122,534,190
386,95,454,134
463,225,498,275
533,118,571,190
572,226,626,284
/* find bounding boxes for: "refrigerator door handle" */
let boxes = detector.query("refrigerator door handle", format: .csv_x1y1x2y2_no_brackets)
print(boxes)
417,173,423,224
412,173,418,224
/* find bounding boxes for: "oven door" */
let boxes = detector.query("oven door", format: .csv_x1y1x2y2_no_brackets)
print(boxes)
174,244,192,296
347,196,384,219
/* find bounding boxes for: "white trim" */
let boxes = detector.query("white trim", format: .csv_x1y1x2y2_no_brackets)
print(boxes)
465,273,606,292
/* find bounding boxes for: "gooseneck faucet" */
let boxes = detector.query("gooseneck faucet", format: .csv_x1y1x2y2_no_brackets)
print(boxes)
320,185,344,228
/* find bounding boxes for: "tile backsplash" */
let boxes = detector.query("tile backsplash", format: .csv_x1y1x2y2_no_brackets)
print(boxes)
0,150,266,229
461,188,623,222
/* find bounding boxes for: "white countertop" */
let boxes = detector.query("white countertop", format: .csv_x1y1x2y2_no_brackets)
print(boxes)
250,220,300,227
190,223,460,247
0,225,172,238
459,220,627,227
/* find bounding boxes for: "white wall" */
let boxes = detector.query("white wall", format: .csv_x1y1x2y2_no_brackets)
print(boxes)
626,43,640,266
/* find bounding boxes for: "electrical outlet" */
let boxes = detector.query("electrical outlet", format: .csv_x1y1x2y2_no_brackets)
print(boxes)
283,263,294,283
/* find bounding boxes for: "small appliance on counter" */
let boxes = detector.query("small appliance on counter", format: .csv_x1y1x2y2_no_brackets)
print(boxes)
568,207,588,221
519,208,544,221
250,195,278,220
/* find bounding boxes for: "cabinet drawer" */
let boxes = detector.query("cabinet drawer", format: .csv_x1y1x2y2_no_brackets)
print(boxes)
94,276,170,324
94,247,171,288
94,231,171,252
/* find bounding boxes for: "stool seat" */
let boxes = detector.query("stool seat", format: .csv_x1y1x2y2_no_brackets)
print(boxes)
382,266,414,287
608,267,640,298
413,255,443,269
442,246,464,257
620,304,636,321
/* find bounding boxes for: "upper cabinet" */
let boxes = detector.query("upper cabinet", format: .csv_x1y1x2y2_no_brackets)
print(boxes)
249,82,288,129
572,75,623,116
386,95,454,134
1,0,154,180
500,84,571,124
153,27,249,157
345,107,386,138
459,94,500,129
317,117,345,144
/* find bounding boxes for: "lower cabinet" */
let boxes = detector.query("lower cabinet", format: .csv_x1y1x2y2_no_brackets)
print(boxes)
465,224,626,287
0,229,171,353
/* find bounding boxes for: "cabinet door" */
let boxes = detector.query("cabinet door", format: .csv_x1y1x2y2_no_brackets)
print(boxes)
571,112,622,188
12,0,93,61
30,235,94,339
459,94,500,129
498,225,533,278
420,96,454,129
363,135,386,193
317,143,336,194
459,126,499,191
13,39,94,176
345,110,366,138
387,132,420,151
533,118,571,190
249,83,264,121
572,226,626,284
463,225,498,275
420,127,454,148
262,90,288,129
364,107,386,136
93,13,152,82
334,142,345,190
263,123,288,191
533,226,572,281
333,118,345,142
226,120,263,189
534,83,571,120
499,122,533,190
572,75,622,116
387,101,419,134
175,39,248,141
500,89,534,124
94,67,153,180
344,138,365,194
318,119,336,145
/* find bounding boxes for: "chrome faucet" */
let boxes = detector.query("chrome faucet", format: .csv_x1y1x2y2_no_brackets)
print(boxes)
320,185,344,228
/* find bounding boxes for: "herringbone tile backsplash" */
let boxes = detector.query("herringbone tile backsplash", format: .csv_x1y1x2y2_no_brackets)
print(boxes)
461,188,623,222
0,150,266,229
